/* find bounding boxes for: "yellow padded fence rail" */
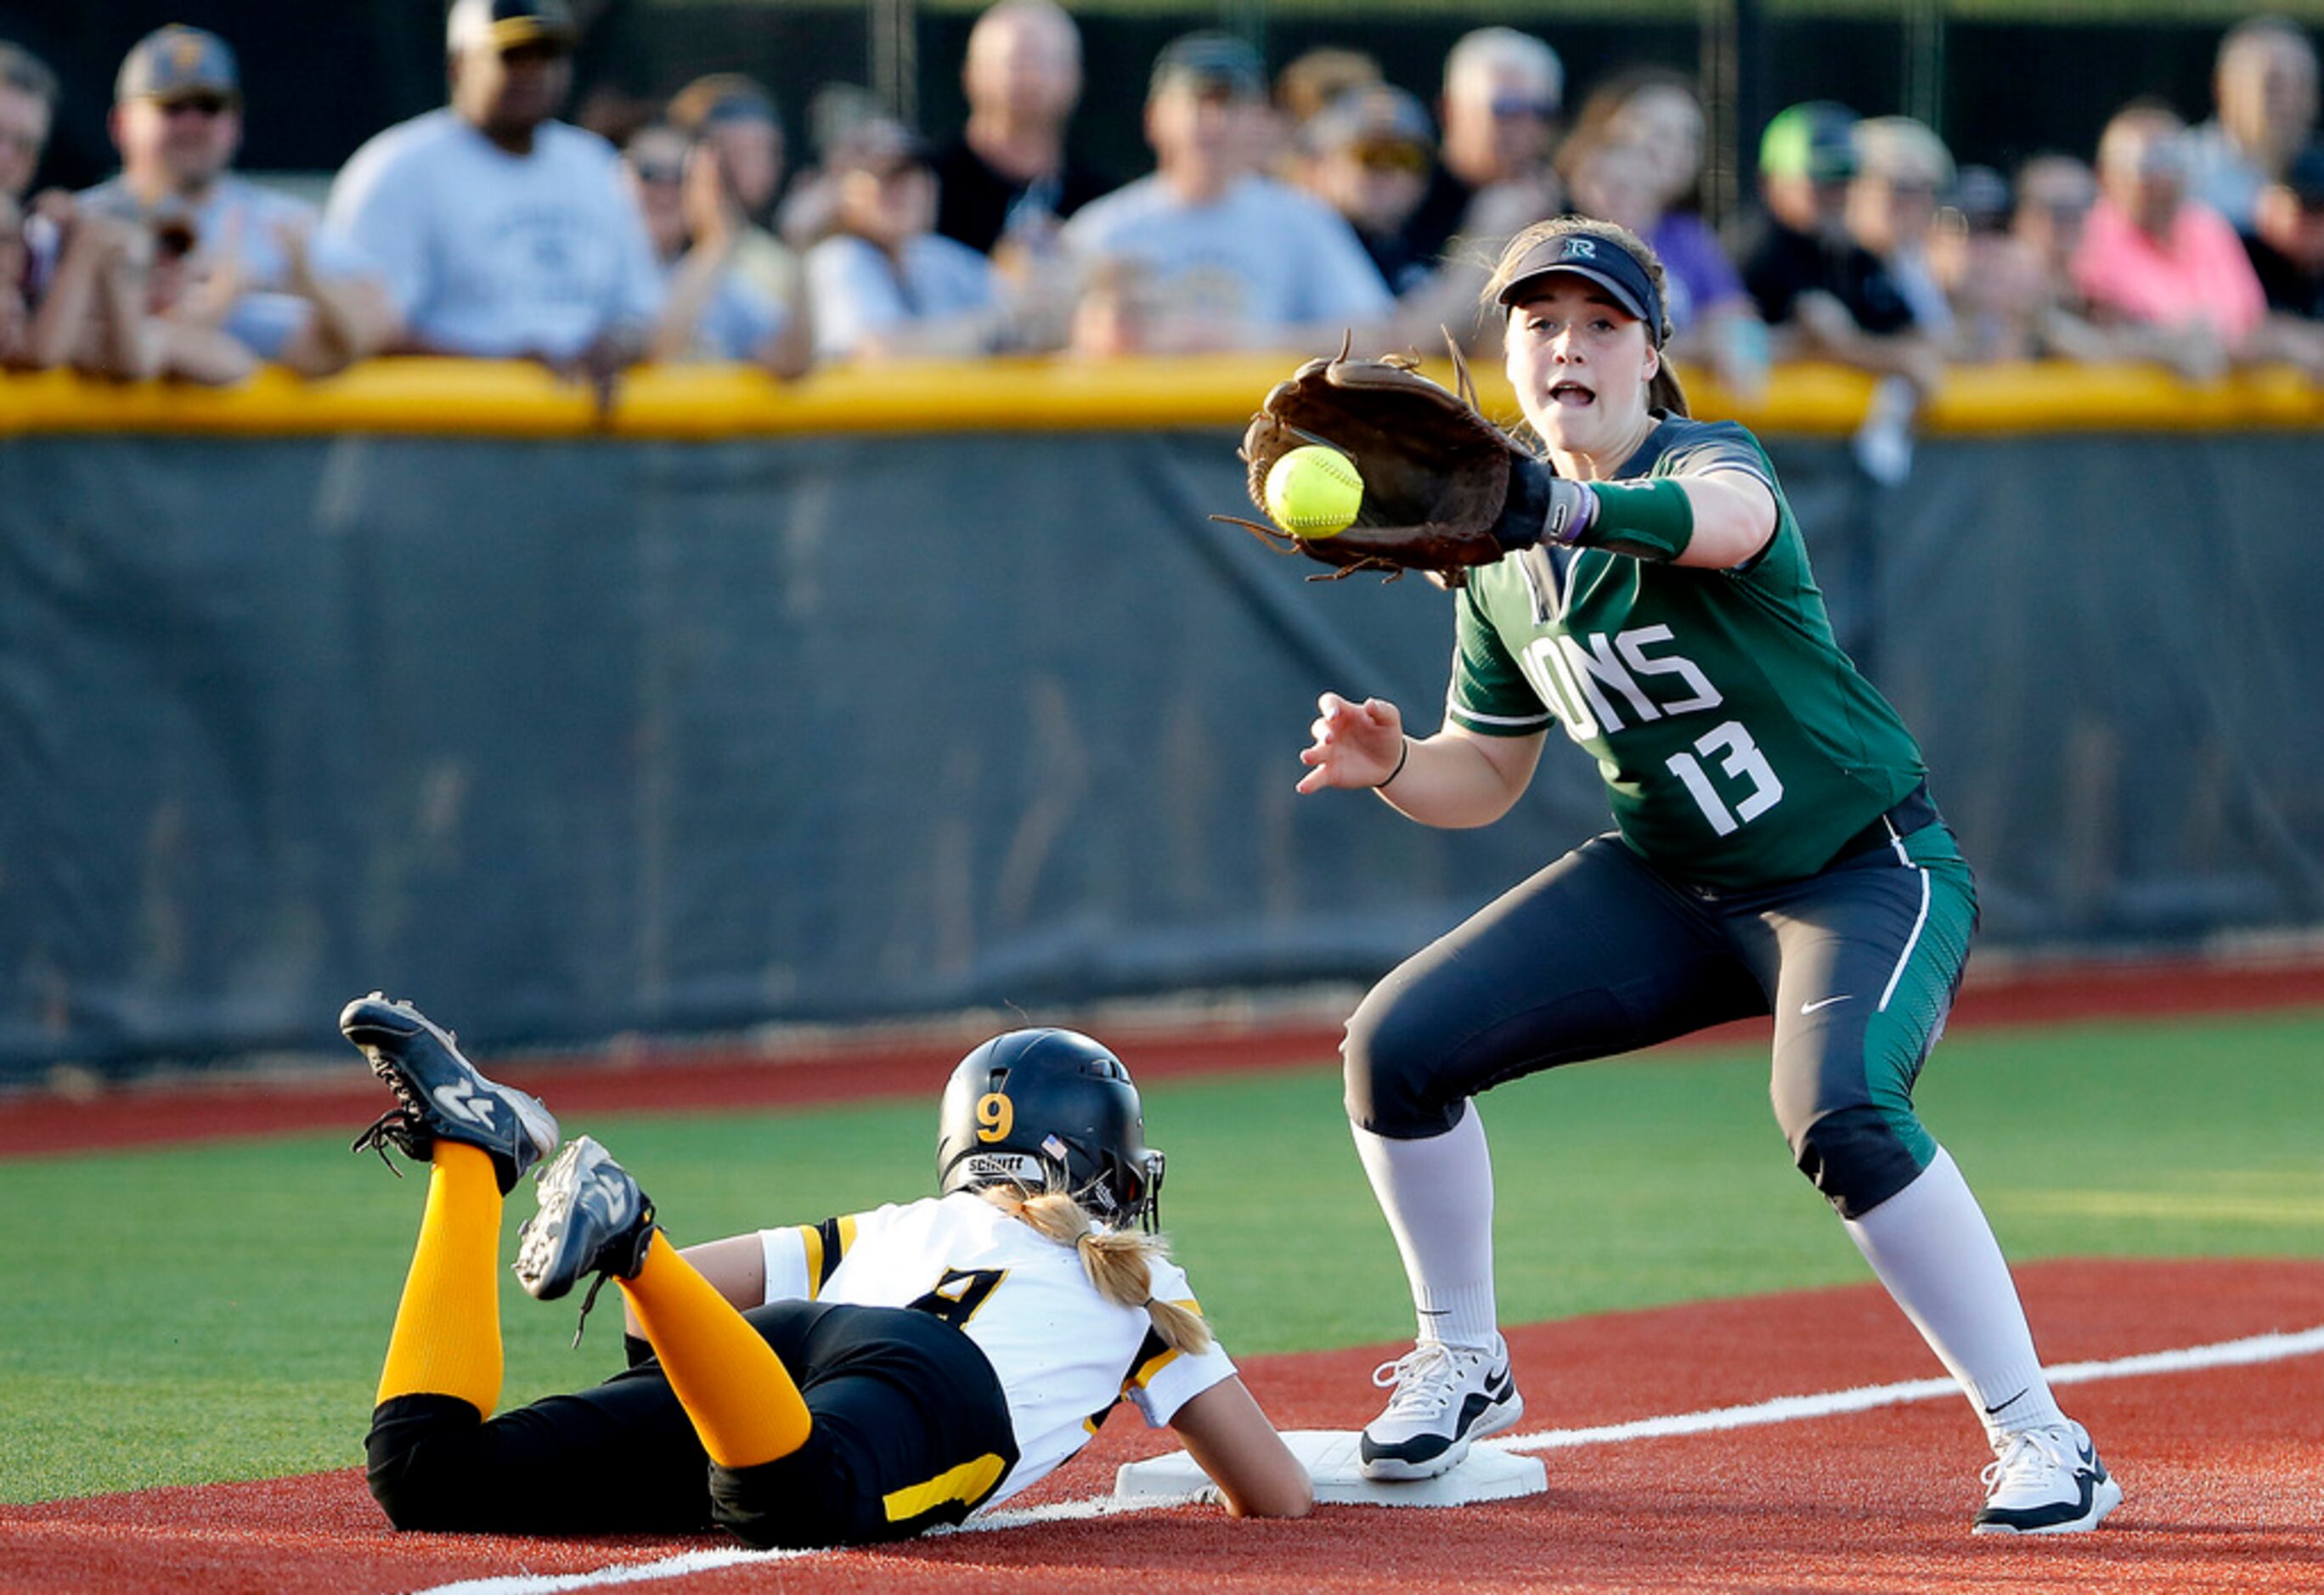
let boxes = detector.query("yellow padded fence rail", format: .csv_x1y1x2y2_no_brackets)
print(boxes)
0,356,2318,440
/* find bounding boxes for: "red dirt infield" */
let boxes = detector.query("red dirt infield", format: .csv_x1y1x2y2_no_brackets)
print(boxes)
5,1257,2319,1593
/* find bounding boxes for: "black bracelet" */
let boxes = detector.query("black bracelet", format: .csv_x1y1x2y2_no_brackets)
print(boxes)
1376,736,1410,789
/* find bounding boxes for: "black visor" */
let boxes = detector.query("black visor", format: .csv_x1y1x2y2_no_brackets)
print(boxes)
1496,231,1665,345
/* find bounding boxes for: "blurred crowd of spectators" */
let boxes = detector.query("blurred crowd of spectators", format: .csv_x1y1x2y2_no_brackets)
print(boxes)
3,0,2321,408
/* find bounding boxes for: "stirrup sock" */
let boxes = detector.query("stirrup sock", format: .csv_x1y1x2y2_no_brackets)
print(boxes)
620,1231,812,1468
375,1142,505,1413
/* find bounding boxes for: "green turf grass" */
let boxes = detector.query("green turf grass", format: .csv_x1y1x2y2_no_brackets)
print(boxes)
2,1010,2317,1502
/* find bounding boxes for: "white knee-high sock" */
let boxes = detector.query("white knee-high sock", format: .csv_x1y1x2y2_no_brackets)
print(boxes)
1351,1109,1498,1350
1843,1145,2064,1442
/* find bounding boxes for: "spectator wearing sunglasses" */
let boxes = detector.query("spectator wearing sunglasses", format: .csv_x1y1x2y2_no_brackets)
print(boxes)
76,25,336,367
1400,28,1565,276
1300,84,1439,296
623,121,808,375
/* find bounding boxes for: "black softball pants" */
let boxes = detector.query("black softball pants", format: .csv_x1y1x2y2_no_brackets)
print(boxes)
1344,823,1977,1220
367,1299,1018,1548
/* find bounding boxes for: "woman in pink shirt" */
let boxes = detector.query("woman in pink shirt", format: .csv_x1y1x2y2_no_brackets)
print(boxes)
2072,101,2266,364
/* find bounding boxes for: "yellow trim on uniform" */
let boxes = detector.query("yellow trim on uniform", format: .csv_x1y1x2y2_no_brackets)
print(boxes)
797,1224,823,1300
2,360,2318,442
835,1214,857,1255
882,1452,1008,1523
1126,1345,1180,1390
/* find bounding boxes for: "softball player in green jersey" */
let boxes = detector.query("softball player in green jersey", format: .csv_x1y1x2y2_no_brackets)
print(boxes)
1295,217,2120,1534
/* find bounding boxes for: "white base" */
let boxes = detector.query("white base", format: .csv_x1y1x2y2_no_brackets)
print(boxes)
1113,1429,1546,1508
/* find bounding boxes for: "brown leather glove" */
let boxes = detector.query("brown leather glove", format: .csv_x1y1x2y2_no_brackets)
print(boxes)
1221,345,1541,584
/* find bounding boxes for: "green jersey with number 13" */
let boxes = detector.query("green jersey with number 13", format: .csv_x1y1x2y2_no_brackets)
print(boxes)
1447,417,1926,889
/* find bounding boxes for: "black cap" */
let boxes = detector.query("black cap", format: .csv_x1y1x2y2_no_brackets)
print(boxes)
1149,32,1265,102
446,0,577,55
116,25,240,106
1496,229,1667,346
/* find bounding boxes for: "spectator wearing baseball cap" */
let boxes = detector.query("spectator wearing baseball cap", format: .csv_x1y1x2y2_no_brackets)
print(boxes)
1299,84,1438,296
1740,101,1943,398
1060,31,1390,354
934,1,1115,259
320,0,662,386
805,119,1001,362
663,74,811,375
75,24,347,367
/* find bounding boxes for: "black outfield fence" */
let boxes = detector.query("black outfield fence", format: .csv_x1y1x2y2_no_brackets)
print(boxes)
2,365,2319,1076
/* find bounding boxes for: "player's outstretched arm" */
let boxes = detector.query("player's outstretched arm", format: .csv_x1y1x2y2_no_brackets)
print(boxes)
1298,693,1542,829
1169,1376,1314,1519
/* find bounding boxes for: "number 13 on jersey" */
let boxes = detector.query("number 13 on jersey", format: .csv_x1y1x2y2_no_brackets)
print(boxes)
1667,720,1784,837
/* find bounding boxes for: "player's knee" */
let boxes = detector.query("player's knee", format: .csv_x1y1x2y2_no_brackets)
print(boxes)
708,1443,872,1548
1342,986,1464,1138
364,1394,518,1532
1787,1104,1927,1220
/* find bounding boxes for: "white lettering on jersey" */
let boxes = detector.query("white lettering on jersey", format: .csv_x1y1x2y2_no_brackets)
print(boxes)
1666,719,1785,835
1561,633,1664,732
1616,625,1723,716
1517,626,1722,744
1520,636,1595,741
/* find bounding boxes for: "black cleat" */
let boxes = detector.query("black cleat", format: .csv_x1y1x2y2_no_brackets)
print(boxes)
342,993,559,1196
515,1136,659,1343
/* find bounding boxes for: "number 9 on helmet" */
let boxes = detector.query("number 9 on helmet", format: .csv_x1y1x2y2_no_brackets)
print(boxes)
936,1029,1166,1232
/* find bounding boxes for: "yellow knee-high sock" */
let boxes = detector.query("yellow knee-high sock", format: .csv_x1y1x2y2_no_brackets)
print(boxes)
619,1231,811,1468
375,1142,505,1413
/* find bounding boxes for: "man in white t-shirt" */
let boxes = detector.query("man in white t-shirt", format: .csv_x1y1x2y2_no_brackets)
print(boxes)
322,0,661,383
1063,31,1390,354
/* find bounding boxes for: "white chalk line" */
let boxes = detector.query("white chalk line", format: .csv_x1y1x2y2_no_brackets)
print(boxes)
411,1322,2324,1595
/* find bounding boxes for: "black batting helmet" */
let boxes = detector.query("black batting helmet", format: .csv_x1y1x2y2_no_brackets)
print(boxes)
936,1029,1166,1231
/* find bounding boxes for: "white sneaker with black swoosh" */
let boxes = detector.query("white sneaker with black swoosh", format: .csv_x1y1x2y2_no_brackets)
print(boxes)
1358,1335,1524,1480
1973,1420,2123,1534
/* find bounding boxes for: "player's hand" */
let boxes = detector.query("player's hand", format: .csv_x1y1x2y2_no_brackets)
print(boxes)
1297,693,1406,793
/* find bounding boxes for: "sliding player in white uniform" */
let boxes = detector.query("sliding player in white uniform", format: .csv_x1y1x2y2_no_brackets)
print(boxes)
347,1000,1311,1546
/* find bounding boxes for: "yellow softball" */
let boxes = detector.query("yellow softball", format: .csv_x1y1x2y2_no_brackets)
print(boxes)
1264,444,1365,539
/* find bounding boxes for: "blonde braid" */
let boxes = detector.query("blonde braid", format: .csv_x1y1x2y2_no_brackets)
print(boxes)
981,1186,1213,1355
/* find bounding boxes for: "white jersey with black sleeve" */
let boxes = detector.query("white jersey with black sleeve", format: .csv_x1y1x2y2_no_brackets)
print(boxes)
758,1191,1236,1508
